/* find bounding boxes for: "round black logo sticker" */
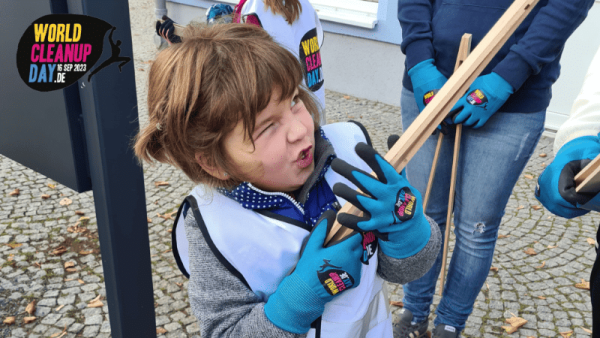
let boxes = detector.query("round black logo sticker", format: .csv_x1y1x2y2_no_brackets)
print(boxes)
299,28,324,92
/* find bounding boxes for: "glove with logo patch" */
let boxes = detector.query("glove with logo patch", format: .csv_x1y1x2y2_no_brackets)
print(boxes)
536,134,600,218
155,16,182,44
450,72,513,129
408,59,448,112
264,210,363,334
331,143,431,259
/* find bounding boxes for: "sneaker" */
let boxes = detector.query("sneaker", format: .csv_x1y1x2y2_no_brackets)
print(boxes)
393,308,429,338
431,324,460,338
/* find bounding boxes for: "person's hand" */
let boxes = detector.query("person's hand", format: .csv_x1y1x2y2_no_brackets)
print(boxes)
264,210,363,334
155,16,181,45
536,134,600,218
408,59,448,112
331,142,431,259
449,72,513,129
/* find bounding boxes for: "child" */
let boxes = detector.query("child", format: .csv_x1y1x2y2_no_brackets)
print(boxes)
234,0,326,125
135,23,441,338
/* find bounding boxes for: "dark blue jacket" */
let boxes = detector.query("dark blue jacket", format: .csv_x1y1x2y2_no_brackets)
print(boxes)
398,0,594,112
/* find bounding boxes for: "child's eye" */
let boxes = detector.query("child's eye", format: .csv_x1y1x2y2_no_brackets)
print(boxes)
256,123,274,138
291,95,300,108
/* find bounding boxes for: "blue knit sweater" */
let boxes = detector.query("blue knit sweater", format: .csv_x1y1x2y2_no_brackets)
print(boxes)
398,0,594,112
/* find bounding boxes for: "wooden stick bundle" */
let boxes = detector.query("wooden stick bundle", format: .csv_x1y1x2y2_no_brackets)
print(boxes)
575,155,600,194
325,0,540,245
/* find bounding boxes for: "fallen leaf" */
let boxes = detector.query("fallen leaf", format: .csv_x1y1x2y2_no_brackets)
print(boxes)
3,316,15,325
78,279,85,284
498,234,509,239
34,262,41,268
23,316,36,324
524,174,534,180
25,300,36,315
576,279,590,290
55,304,65,312
6,243,22,249
490,266,499,272
560,330,573,338
88,294,104,308
587,238,596,246
64,278,74,282
154,181,170,187
516,205,524,210
162,249,172,254
541,162,547,167
157,328,167,334
7,254,14,261
59,198,72,206
539,153,547,158
147,217,152,223
64,262,75,269
48,183,56,189
138,68,145,71
486,282,490,289
390,300,404,307
175,282,183,287
538,296,546,300
9,188,20,196
66,268,78,273
79,250,93,255
343,95,350,99
548,245,557,249
41,194,50,199
532,205,542,210
581,327,593,334
52,246,67,256
75,210,85,215
502,315,528,334
167,228,172,233
536,261,546,269
524,248,537,255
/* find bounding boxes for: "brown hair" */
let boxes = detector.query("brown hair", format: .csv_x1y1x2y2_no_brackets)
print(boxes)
134,23,320,189
264,0,302,23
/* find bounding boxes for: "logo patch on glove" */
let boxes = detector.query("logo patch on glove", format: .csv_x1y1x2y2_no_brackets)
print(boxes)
360,231,378,264
423,89,438,106
317,260,355,295
395,187,416,222
466,89,488,106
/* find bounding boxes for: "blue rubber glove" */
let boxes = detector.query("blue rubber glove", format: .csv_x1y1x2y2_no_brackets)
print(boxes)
450,72,513,129
155,16,182,44
408,59,448,112
330,143,431,259
264,210,363,334
536,134,600,218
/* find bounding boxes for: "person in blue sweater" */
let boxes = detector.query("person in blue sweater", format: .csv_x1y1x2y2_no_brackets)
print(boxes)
396,0,594,337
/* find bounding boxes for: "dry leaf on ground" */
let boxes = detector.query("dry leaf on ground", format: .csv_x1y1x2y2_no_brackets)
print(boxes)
576,279,590,290
548,245,557,249
343,95,350,99
587,238,596,246
34,262,41,268
536,261,546,269
6,243,22,249
41,194,50,199
25,300,36,315
524,174,534,180
524,248,537,255
55,304,65,312
502,315,527,334
539,153,547,157
560,330,573,338
52,246,67,256
175,282,183,287
390,300,404,307
7,254,14,261
531,205,542,210
538,296,546,300
23,316,36,324
88,294,104,308
3,316,15,325
64,262,75,269
163,249,172,254
48,183,56,189
580,327,593,334
167,228,172,233
66,268,78,273
147,217,152,223
516,205,524,210
75,210,85,215
154,181,170,187
78,279,85,284
157,328,167,334
9,189,20,196
59,198,72,206
79,250,93,255
490,267,499,272
498,234,509,239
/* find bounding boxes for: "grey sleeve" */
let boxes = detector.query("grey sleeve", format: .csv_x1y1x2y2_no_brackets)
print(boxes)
184,211,307,338
376,215,441,284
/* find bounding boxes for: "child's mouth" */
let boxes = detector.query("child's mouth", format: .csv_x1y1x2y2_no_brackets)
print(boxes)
297,146,313,169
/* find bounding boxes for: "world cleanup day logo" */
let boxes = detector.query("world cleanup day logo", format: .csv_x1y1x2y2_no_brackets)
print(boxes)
16,14,131,92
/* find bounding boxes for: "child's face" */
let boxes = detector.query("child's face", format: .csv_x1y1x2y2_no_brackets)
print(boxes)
224,88,316,193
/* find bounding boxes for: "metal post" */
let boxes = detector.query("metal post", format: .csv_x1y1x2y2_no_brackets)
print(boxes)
76,0,157,337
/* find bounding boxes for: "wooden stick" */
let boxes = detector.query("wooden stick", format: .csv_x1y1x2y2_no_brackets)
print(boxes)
423,133,444,212
438,34,472,295
158,19,186,37
325,0,540,245
575,155,600,193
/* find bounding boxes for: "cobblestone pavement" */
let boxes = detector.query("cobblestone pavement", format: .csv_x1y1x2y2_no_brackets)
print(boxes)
1,1,600,337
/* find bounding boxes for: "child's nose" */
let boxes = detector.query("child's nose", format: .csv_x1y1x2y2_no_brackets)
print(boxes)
287,117,308,143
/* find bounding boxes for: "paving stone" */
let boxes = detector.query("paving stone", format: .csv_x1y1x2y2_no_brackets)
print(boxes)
82,325,100,337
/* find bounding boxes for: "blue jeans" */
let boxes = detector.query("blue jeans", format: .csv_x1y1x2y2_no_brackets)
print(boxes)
400,88,545,330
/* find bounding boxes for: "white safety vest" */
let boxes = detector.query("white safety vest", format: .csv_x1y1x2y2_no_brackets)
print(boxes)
173,123,392,338
239,0,326,124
